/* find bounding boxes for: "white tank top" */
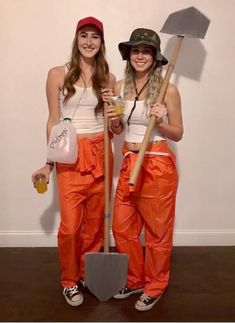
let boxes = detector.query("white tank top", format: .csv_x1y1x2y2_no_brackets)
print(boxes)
122,100,166,143
59,86,104,134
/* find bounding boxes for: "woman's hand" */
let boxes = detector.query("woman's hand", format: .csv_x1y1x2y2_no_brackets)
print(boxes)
150,103,167,123
101,87,123,134
106,105,123,134
106,104,122,123
32,164,53,187
101,88,113,103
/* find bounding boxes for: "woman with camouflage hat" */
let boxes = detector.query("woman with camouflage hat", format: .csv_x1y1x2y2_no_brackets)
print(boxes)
107,28,183,311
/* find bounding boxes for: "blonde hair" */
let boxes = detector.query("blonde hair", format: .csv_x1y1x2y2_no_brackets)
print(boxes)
123,61,163,108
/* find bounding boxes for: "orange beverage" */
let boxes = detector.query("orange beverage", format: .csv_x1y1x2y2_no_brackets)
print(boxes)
115,104,124,115
109,96,125,116
35,175,48,194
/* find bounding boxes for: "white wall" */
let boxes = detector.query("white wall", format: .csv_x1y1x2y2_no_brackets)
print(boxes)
1,0,235,247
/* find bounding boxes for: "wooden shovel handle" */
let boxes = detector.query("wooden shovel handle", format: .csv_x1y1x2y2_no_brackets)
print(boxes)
104,103,110,253
128,36,184,186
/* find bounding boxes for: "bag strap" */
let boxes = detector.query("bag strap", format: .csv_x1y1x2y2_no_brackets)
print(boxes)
60,88,86,122
60,64,87,121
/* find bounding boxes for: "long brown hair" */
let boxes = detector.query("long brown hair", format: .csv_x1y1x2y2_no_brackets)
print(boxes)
63,32,109,115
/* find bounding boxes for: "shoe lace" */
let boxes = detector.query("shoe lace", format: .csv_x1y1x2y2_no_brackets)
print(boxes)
140,293,152,302
118,287,128,294
64,285,79,296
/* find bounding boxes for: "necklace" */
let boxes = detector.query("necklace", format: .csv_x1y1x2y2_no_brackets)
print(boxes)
80,72,93,88
127,79,149,126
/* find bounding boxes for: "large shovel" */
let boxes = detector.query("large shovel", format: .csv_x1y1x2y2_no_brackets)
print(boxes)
85,104,128,302
129,6,210,186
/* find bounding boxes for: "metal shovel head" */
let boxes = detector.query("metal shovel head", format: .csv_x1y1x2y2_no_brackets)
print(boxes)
85,252,128,302
160,6,210,39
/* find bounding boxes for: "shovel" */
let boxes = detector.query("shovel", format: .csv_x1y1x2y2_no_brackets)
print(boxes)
129,6,210,186
85,103,128,302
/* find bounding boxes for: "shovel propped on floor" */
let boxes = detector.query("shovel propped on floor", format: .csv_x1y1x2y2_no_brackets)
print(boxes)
128,6,210,186
85,104,128,302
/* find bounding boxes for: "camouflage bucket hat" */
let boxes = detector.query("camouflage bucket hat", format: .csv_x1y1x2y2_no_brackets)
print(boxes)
118,28,168,65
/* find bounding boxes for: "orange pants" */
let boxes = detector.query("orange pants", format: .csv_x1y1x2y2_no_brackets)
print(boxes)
56,133,113,287
112,141,178,297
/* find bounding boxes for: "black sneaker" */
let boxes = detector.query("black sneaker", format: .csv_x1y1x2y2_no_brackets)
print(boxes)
135,293,162,311
79,278,86,288
113,287,144,299
63,285,83,306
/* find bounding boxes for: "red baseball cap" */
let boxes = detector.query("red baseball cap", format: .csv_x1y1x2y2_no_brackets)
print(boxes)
76,16,104,35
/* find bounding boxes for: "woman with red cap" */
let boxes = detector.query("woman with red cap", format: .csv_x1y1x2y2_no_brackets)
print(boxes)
107,28,183,311
32,16,116,307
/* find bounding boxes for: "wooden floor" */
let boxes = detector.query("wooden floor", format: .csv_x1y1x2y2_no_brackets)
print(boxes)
0,247,235,322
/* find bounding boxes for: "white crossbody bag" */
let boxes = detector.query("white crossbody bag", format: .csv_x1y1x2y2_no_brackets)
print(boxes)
47,89,85,164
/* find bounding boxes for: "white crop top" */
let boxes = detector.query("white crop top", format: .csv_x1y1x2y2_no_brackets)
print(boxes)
59,86,104,134
122,100,166,143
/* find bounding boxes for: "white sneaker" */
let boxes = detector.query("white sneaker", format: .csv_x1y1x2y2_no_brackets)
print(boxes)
135,293,162,311
63,285,83,307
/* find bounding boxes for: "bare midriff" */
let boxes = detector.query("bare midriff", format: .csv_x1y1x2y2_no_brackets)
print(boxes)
124,140,163,151
76,131,104,139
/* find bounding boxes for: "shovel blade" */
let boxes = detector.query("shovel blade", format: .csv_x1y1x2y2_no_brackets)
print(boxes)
85,252,128,302
160,6,210,39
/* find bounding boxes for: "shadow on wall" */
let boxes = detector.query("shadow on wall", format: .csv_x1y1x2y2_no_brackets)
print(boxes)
161,36,208,176
163,36,208,84
40,171,59,234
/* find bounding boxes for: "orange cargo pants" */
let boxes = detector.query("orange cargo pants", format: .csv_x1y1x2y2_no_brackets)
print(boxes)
112,140,178,297
56,133,113,287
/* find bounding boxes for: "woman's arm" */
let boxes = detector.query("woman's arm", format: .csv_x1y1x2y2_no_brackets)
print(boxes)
108,80,124,135
101,77,123,135
46,66,64,143
32,66,64,184
150,83,183,142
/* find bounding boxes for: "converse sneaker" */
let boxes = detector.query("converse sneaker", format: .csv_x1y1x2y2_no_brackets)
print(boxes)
79,278,86,288
63,285,83,307
113,287,144,299
135,293,162,311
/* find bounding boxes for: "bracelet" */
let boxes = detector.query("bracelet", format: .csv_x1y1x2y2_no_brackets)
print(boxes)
46,162,54,167
111,121,122,128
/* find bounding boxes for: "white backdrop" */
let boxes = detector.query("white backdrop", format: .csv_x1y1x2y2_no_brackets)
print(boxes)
1,0,235,246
